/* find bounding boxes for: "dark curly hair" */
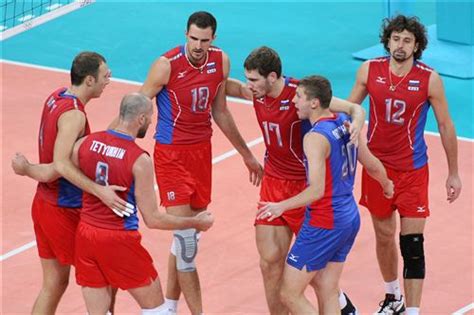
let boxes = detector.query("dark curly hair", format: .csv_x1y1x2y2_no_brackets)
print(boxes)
380,15,427,60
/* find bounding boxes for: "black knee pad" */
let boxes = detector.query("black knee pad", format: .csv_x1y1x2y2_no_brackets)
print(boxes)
400,233,425,279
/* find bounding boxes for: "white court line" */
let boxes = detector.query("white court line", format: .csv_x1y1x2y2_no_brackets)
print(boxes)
1,58,472,142
212,137,264,164
3,137,265,261
0,58,472,259
0,241,37,261
453,302,474,315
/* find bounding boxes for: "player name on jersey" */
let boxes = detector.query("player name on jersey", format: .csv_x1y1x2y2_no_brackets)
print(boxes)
89,140,126,159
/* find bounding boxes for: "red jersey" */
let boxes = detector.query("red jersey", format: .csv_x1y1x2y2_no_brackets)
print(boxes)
154,45,225,145
366,57,432,171
36,88,90,208
254,77,311,180
78,130,146,230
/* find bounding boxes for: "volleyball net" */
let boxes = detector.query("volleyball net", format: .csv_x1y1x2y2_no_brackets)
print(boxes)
1,0,95,41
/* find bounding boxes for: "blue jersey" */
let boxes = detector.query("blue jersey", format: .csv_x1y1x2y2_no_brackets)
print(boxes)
305,113,358,229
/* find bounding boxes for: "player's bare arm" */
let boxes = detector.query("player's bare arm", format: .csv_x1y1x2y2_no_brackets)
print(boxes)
54,110,133,216
133,153,214,231
328,97,366,145
347,61,370,104
428,71,461,203
139,56,171,99
226,78,253,100
102,58,173,131
257,133,328,220
357,136,394,198
11,153,59,182
212,52,263,186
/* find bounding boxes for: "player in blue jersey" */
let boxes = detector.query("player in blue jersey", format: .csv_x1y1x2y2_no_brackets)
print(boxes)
258,75,393,313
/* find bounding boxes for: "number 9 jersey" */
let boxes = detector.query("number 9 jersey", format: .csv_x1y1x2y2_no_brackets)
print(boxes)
155,45,224,145
366,57,433,171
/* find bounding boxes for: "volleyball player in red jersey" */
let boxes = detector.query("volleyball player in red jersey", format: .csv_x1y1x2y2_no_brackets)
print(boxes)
11,52,131,314
226,46,365,315
73,93,213,314
139,12,263,314
348,15,461,315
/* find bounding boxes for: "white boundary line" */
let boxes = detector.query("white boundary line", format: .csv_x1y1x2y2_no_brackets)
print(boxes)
1,0,95,41
1,138,264,261
453,302,474,314
0,241,37,261
212,137,264,164
1,58,472,142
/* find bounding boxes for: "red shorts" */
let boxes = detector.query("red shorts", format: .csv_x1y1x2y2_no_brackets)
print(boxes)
75,222,158,290
256,175,306,234
31,193,80,265
360,164,430,219
154,141,212,209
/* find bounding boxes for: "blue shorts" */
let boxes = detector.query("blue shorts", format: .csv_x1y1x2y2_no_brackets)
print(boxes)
287,214,360,271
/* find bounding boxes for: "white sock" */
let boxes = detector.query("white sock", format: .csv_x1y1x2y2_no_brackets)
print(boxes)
384,279,401,300
164,298,178,313
338,290,347,309
405,307,420,315
141,303,169,315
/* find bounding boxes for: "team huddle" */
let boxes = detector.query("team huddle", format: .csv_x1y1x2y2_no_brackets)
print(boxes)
11,11,461,315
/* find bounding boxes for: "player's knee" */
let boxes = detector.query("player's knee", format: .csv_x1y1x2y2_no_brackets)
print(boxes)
400,233,425,279
173,229,198,272
43,273,69,293
374,223,397,245
259,247,285,269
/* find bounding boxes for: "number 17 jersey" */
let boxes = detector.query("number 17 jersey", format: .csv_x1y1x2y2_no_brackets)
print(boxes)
254,77,311,180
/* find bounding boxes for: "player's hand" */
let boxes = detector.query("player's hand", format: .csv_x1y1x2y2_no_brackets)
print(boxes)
195,211,214,231
96,185,135,217
240,83,253,100
11,152,29,176
383,179,394,199
244,155,263,186
446,174,461,203
257,201,285,221
344,120,362,146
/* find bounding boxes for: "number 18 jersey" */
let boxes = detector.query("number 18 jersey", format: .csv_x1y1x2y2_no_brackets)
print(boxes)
366,57,433,171
253,77,311,181
155,45,225,145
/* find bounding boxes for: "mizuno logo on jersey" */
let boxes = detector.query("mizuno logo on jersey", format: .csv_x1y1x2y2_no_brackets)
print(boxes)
288,253,299,262
177,71,187,79
256,98,264,104
376,76,386,84
416,205,426,212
